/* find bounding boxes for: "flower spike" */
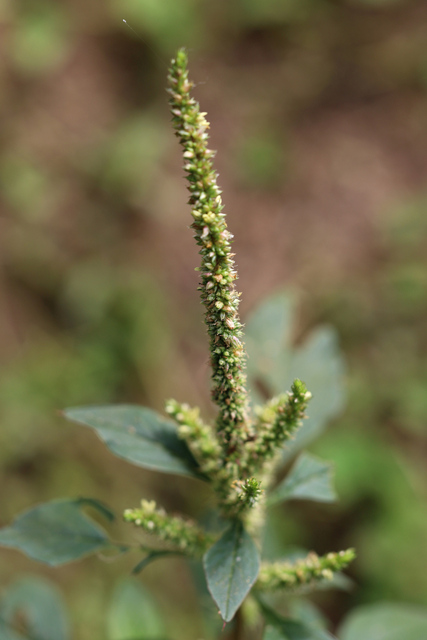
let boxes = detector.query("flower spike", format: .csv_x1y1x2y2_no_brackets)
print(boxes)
168,49,250,451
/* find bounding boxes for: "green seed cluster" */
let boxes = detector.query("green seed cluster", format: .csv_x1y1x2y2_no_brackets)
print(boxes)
165,399,260,516
256,549,356,592
232,477,264,511
165,399,222,478
246,379,312,472
124,500,214,555
168,49,249,448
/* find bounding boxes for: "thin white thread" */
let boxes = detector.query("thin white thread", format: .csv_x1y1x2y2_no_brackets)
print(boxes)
122,19,168,68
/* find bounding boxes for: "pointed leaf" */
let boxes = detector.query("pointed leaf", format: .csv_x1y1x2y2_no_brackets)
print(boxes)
203,521,260,622
339,603,427,640
0,618,19,640
63,405,202,479
107,579,165,640
283,327,346,458
245,293,346,452
268,453,337,506
75,497,116,521
263,622,335,640
259,599,336,640
289,600,329,631
0,499,114,565
245,293,295,390
131,550,182,575
0,576,69,640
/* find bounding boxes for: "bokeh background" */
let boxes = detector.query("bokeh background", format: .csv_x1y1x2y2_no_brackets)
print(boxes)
1,0,427,637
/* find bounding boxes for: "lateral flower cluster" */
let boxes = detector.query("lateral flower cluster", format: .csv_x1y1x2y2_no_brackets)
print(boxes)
124,500,214,555
246,379,312,473
256,549,356,592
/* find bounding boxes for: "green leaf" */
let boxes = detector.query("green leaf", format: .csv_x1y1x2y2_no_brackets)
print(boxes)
284,327,345,458
131,550,182,575
63,405,202,479
203,520,260,622
245,293,294,392
0,499,115,566
0,576,69,640
263,622,335,640
107,579,165,640
339,603,427,640
268,453,337,505
245,293,345,453
289,600,328,632
75,497,116,522
264,627,286,640
259,599,336,640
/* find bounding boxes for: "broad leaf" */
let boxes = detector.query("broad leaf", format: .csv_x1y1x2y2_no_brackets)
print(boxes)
0,499,116,565
264,627,286,640
339,603,427,640
107,579,165,640
263,622,335,640
245,293,295,382
268,453,336,505
0,576,69,640
259,599,336,640
245,293,345,454
203,520,260,622
63,405,202,479
283,327,345,458
289,599,329,632
132,550,182,575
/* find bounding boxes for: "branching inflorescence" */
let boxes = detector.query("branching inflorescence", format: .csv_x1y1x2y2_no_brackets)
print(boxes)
125,47,354,619
0,48,355,630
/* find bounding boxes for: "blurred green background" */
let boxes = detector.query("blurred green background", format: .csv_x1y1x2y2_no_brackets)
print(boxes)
1,0,427,637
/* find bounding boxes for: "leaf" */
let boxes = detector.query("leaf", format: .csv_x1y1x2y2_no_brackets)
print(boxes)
107,579,165,640
259,599,336,640
264,627,287,640
75,497,116,521
268,453,337,506
245,293,295,384
131,550,181,575
245,293,346,453
203,520,260,622
63,405,202,479
0,499,115,566
283,327,346,458
0,576,69,640
289,599,329,632
339,603,427,640
263,622,335,640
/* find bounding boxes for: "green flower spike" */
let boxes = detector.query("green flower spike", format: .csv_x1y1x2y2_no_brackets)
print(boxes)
124,500,214,555
256,548,356,592
168,49,250,453
165,399,222,478
246,379,312,473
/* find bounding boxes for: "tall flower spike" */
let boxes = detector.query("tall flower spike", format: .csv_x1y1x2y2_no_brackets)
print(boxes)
168,49,249,451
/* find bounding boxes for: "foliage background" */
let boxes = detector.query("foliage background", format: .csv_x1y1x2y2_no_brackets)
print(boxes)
1,0,427,637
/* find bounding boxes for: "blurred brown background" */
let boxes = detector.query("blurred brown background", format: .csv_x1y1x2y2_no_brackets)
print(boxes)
1,0,427,637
